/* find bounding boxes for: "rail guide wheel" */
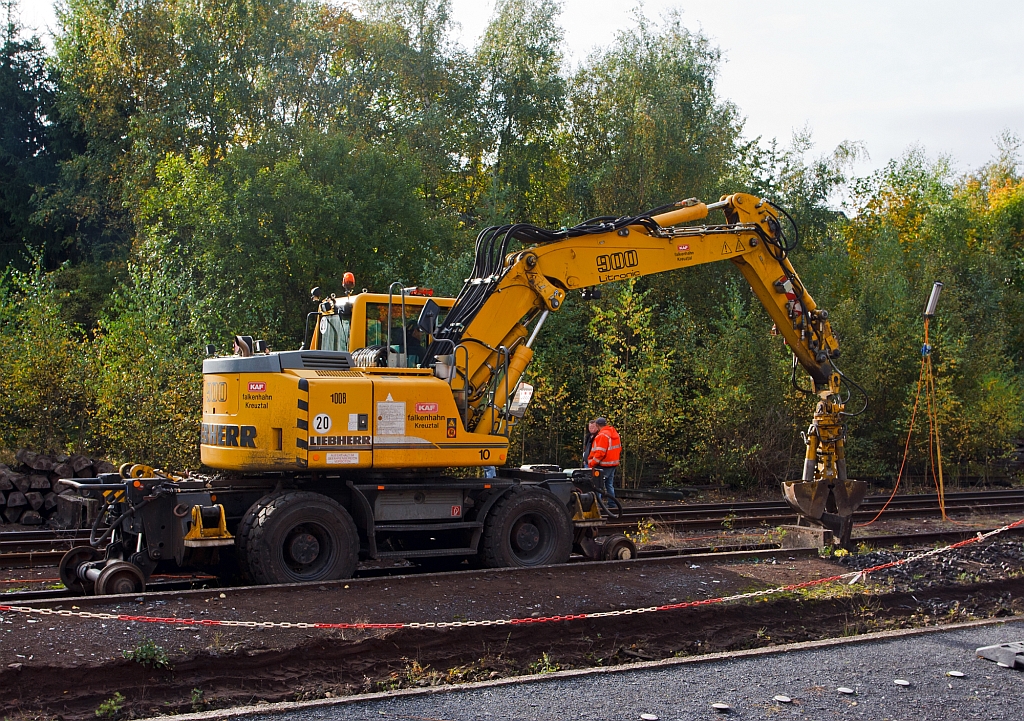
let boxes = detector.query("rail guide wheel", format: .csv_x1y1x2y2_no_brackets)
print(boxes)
59,546,101,594
95,561,146,596
601,533,637,561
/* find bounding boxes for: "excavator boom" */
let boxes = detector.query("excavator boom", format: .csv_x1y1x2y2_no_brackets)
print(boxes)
427,193,866,542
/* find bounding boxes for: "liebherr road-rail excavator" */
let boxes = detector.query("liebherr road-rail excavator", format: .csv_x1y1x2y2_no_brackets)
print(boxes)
57,193,868,595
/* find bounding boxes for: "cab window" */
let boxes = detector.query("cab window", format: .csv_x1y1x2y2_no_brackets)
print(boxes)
365,302,447,367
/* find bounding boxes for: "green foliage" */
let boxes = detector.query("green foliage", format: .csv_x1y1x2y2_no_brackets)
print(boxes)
527,652,560,674
478,0,566,224
588,279,675,485
565,9,740,217
0,22,75,269
95,692,125,719
0,262,95,453
135,127,456,347
0,0,1021,489
122,638,172,669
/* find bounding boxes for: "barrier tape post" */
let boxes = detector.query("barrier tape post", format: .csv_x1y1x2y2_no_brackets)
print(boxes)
1,518,1022,631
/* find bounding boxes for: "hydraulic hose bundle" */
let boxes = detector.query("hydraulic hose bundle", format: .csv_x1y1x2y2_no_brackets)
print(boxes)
425,204,677,359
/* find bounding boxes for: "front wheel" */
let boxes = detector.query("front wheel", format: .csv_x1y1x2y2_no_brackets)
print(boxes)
480,486,573,568
240,491,359,584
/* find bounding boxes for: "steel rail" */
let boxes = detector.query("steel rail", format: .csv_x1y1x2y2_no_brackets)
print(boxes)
1,489,1021,571
615,489,1024,517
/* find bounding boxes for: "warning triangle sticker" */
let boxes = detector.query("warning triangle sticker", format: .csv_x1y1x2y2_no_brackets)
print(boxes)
385,393,394,401
735,238,745,253
721,240,732,254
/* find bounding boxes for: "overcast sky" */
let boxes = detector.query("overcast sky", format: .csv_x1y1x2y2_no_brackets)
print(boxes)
18,1,1024,177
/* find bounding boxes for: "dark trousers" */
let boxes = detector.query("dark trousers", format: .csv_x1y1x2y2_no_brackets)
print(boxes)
598,467,616,498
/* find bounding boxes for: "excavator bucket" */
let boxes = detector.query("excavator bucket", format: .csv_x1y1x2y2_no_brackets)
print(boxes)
831,479,868,517
781,480,830,520
782,479,869,549
781,479,868,520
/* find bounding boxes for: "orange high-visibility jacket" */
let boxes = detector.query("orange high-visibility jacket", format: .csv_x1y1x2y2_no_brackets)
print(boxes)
587,426,621,468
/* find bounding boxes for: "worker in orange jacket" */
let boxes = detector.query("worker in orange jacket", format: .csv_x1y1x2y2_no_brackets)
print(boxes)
586,417,621,500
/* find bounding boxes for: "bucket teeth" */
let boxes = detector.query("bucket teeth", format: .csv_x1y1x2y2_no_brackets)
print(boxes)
782,479,867,549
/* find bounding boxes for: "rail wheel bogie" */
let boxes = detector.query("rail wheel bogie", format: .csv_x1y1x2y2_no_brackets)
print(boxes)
58,546,102,595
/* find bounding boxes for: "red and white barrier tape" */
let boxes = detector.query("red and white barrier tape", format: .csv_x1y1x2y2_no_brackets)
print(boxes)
2,518,1022,631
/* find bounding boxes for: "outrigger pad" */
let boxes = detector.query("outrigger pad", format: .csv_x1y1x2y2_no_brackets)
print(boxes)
782,480,830,520
977,641,1024,669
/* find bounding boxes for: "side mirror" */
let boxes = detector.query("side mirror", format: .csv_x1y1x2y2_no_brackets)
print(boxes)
417,299,442,335
310,286,322,302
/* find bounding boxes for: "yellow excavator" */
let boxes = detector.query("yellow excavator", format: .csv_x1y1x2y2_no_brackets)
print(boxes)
57,193,867,595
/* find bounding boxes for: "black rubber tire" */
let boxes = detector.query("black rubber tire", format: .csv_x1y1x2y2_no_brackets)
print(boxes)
241,491,359,584
601,533,637,561
480,486,572,568
236,493,284,581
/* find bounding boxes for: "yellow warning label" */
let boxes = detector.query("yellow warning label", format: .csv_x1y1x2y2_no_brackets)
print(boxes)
721,240,732,254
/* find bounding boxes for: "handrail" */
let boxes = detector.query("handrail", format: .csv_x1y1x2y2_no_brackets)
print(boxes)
386,282,408,368
454,343,470,430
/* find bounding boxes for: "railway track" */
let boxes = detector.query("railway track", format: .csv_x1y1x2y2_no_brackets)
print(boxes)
1,488,1020,573
3,523,1021,605
605,488,1024,532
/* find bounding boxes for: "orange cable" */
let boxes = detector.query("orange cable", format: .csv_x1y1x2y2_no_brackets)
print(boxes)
857,355,926,527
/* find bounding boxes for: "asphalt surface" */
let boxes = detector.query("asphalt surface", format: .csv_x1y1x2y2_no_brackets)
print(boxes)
237,618,1024,721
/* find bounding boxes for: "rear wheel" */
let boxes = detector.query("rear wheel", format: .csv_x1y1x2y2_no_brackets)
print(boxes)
240,491,359,584
481,486,572,568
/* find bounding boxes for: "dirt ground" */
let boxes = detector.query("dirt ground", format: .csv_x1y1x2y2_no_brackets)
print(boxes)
2,530,1023,721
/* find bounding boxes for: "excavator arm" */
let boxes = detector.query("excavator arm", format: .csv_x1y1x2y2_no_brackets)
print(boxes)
427,192,867,542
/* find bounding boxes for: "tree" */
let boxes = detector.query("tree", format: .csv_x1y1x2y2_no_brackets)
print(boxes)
361,0,487,218
477,0,566,224
0,4,62,269
565,9,739,219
